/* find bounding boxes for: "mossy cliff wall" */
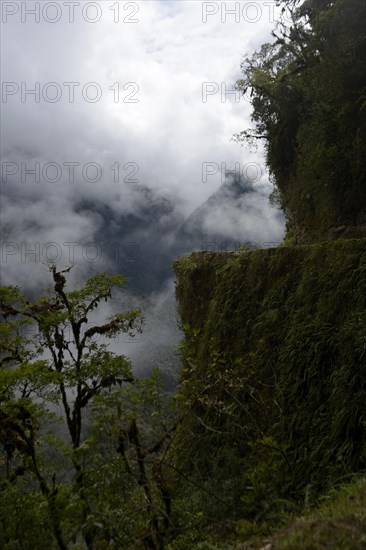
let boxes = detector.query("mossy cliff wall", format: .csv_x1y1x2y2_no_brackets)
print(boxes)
173,239,366,515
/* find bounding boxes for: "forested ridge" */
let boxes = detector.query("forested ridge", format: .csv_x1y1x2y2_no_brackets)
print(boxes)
1,0,366,548
235,0,366,243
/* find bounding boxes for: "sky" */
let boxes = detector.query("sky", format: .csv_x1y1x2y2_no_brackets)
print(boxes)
1,1,285,370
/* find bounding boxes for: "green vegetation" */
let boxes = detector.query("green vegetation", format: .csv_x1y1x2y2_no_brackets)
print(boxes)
4,249,365,548
173,240,366,545
244,475,366,550
0,266,179,549
235,0,366,243
2,0,366,547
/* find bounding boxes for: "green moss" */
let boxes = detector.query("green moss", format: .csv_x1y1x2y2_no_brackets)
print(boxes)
250,475,366,550
173,240,366,527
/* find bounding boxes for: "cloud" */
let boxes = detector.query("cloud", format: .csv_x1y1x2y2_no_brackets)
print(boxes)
1,1,284,288
1,1,286,378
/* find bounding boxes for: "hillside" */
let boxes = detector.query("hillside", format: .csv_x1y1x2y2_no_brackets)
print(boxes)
172,239,366,547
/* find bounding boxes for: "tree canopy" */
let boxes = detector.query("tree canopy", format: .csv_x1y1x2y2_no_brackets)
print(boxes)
0,267,178,549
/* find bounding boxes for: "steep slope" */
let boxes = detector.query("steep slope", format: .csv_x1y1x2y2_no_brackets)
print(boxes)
173,239,366,533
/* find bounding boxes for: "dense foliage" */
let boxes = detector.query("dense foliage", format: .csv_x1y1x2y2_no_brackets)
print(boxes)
173,240,366,539
0,267,181,549
2,1,366,548
235,0,366,242
2,252,366,548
